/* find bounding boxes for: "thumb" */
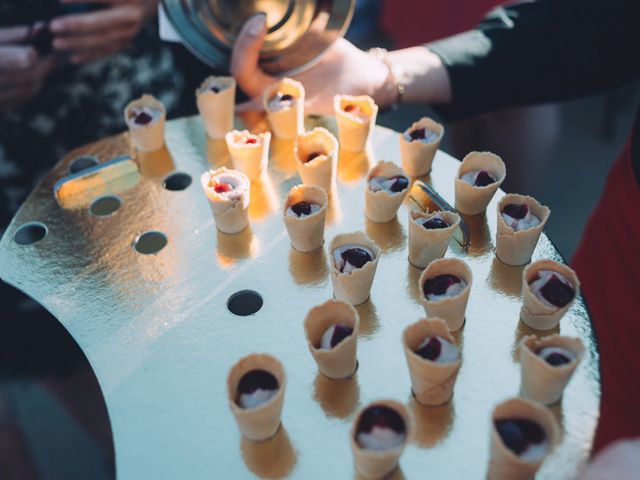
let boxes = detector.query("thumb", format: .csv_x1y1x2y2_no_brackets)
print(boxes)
0,25,30,44
230,13,274,98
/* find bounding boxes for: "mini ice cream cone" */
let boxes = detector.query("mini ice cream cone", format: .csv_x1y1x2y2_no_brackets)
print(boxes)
225,130,271,180
196,76,236,140
408,210,461,268
496,194,550,266
295,127,339,191
402,318,462,406
518,335,585,405
330,231,381,306
304,299,359,379
283,185,328,252
418,258,472,331
124,94,166,152
364,161,409,223
454,152,506,215
399,117,444,177
227,354,286,441
351,400,412,478
263,78,305,140
333,95,378,152
521,260,580,331
201,167,250,234
488,397,559,480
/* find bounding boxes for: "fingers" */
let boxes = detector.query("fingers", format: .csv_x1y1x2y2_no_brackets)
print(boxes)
53,25,136,51
235,96,266,113
0,46,38,71
230,13,274,98
50,6,142,35
69,42,128,64
0,26,31,44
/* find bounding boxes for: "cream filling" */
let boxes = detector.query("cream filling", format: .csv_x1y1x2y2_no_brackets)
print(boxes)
460,170,496,186
502,211,541,231
267,92,297,112
519,440,550,462
285,203,321,218
238,388,277,409
357,427,405,451
128,106,161,128
332,244,374,275
320,324,350,350
426,279,467,301
416,335,460,363
537,346,576,363
205,172,246,201
529,270,573,309
403,128,439,144
368,176,407,194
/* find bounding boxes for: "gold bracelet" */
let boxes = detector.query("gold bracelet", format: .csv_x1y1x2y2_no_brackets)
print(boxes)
368,47,406,110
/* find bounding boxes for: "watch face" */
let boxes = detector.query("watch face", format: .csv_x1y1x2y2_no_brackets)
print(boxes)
162,0,355,75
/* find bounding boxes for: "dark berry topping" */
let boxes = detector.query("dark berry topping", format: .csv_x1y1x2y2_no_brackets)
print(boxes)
389,175,409,193
244,137,258,145
213,182,233,194
210,85,221,93
357,406,405,434
291,201,315,217
415,337,442,361
495,419,546,455
306,151,324,163
423,274,461,297
539,274,575,308
423,217,449,229
237,370,278,398
409,128,426,141
503,203,529,219
344,104,356,112
134,111,153,126
474,170,496,186
279,93,294,102
341,248,373,271
330,325,353,348
542,352,572,366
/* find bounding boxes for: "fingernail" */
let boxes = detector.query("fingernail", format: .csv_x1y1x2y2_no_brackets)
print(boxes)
49,20,62,32
247,13,267,36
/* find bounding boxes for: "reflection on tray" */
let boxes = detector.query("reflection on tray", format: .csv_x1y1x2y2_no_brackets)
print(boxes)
137,145,175,177
241,425,297,479
313,371,360,419
365,217,406,253
216,227,257,267
408,396,455,448
489,256,525,298
355,300,380,339
288,247,329,286
249,173,279,220
406,262,423,304
456,212,492,256
270,137,298,176
206,138,231,168
337,144,373,183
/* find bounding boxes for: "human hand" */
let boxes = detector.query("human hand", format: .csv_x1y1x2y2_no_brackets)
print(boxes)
231,14,391,115
50,0,156,64
0,26,55,111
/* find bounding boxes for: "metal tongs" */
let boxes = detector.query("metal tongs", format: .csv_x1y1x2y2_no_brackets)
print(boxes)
408,180,471,251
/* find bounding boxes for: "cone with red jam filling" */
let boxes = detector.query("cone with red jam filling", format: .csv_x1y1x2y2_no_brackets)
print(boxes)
304,299,359,379
399,117,444,177
225,130,271,180
496,194,551,266
333,95,378,152
364,161,410,223
329,231,381,306
196,76,236,140
200,167,250,234
418,258,472,331
408,210,461,268
124,94,166,152
518,334,585,405
227,354,286,441
263,78,305,140
489,397,559,480
403,318,462,406
351,400,412,478
283,184,328,252
295,127,339,191
521,260,580,330
454,151,506,215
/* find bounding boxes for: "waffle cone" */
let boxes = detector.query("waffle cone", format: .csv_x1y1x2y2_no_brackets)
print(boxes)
333,95,378,152
283,185,328,252
201,167,250,234
295,127,339,191
350,400,412,478
520,260,580,330
402,318,461,405
227,354,286,441
330,231,381,305
496,194,550,266
408,210,461,268
454,152,506,215
196,76,236,140
418,258,472,331
304,299,359,379
263,78,305,140
124,94,166,152
488,397,559,480
225,130,271,180
364,161,409,223
518,334,585,405
399,117,444,177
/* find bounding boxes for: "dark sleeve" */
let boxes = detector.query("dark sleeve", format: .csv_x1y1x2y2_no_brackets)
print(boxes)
427,0,640,120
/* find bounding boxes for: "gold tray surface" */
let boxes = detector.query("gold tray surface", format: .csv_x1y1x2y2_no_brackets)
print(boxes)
0,115,600,479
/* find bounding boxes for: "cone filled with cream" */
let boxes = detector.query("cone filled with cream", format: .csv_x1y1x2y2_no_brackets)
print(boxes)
124,94,166,152
295,127,339,191
333,95,378,152
201,167,250,234
399,117,444,177
408,210,461,268
454,151,506,215
263,78,305,140
196,76,236,140
225,130,271,180
364,160,410,223
283,184,328,252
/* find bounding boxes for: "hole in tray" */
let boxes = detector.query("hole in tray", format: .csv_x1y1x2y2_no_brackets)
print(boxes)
163,172,192,191
69,155,99,173
134,231,167,255
14,222,47,245
227,290,264,316
90,195,121,217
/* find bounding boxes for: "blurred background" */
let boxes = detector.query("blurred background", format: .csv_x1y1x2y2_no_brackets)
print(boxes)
0,0,638,478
